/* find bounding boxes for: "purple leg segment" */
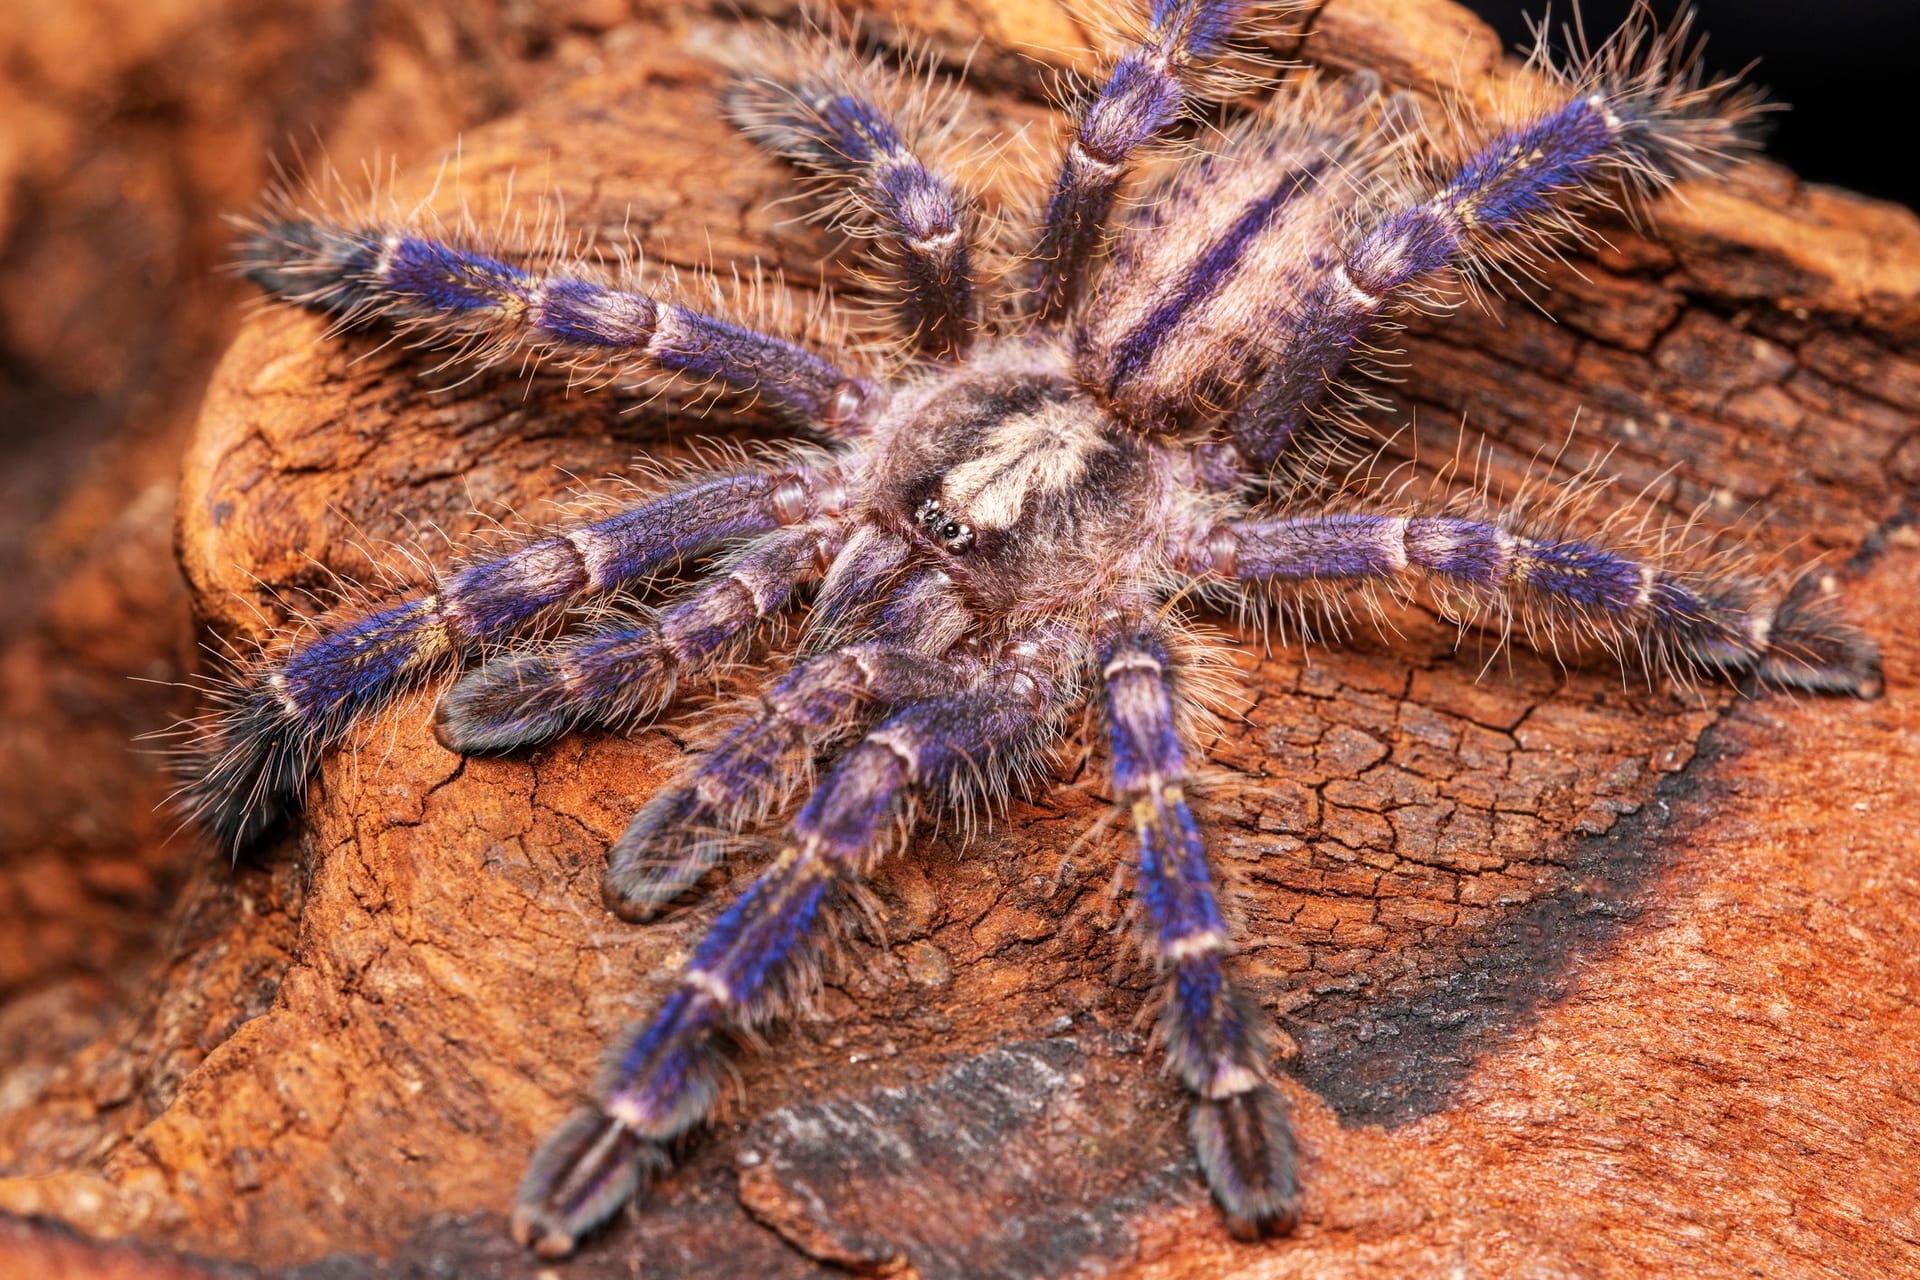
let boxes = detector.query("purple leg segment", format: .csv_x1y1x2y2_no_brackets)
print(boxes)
513,635,1077,1257
435,520,847,753
729,62,977,354
1033,0,1253,320
1193,513,1881,694
241,221,870,429
1230,79,1745,467
188,466,843,851
1101,627,1298,1237
603,643,974,921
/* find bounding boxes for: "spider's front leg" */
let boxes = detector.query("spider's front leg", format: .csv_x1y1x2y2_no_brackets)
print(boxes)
185,463,845,850
1188,511,1882,695
511,626,1083,1258
241,219,873,428
1101,624,1299,1237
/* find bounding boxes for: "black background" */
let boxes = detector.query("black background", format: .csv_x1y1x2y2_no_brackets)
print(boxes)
1459,1,1920,209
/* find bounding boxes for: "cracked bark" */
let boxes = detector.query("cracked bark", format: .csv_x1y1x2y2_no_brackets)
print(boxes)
1,2,1916,1278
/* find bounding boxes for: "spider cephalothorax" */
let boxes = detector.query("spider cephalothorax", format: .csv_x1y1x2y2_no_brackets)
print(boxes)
185,0,1881,1259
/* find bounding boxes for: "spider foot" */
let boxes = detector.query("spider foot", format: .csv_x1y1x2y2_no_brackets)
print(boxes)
1190,1083,1300,1241
434,652,581,754
182,681,318,853
1756,592,1884,699
603,788,719,922
512,1105,665,1259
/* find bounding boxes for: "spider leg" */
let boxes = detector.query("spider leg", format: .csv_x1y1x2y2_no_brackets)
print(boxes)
728,29,980,355
603,642,977,921
1229,33,1759,468
512,629,1081,1257
805,524,916,642
186,463,846,851
595,553,978,922
434,518,848,753
1189,512,1883,695
1101,625,1298,1237
241,221,872,431
1032,0,1258,321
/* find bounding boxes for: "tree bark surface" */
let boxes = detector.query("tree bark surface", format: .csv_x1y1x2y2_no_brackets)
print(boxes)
1,2,1916,1278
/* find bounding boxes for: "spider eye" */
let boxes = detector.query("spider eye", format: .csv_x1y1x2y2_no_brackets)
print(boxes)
914,497,975,554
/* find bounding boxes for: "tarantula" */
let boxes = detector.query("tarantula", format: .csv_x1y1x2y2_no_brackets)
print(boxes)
186,0,1880,1259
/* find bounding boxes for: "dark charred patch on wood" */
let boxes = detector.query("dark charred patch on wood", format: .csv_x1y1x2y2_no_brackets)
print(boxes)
731,1038,1195,1280
1290,721,1724,1127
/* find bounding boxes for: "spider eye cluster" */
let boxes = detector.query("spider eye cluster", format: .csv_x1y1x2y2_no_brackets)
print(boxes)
913,496,975,554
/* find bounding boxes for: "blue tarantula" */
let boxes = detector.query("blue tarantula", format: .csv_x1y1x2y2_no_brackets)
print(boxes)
186,0,1881,1260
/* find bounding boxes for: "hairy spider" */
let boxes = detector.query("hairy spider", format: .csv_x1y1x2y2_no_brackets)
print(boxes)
184,0,1881,1259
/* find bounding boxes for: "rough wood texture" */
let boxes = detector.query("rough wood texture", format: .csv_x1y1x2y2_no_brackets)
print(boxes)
0,0,649,1135
2,2,1916,1277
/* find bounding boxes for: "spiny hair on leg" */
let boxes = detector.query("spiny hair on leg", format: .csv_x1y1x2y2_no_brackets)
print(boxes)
1097,621,1299,1235
235,165,869,419
1196,469,1880,697
1056,0,1312,117
1523,1,1771,186
180,444,844,848
1405,457,1880,695
1393,1,1767,304
722,8,1016,356
722,9,979,224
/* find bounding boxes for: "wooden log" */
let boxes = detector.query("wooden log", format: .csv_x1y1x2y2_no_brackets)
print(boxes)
2,2,1915,1276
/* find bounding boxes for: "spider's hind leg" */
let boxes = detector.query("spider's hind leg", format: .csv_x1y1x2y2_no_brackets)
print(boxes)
1190,510,1883,697
1227,16,1767,469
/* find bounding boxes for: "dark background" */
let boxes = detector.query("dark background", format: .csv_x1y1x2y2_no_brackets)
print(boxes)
1461,1,1920,209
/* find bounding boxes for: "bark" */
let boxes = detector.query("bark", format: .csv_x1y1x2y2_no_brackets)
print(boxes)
1,2,1916,1277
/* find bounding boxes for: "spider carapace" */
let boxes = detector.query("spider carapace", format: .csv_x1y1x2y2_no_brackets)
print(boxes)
186,0,1881,1258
